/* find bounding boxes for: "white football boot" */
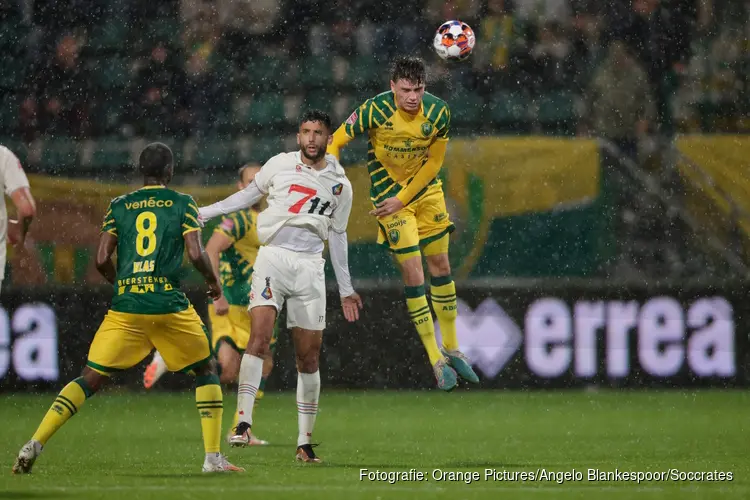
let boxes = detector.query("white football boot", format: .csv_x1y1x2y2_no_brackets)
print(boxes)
12,440,42,474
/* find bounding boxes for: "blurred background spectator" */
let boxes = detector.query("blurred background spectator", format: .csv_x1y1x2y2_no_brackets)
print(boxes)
21,34,90,140
0,0,745,163
583,40,655,160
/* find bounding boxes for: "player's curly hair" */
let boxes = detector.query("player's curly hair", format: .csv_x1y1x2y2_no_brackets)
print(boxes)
139,142,173,179
299,109,332,132
390,56,426,85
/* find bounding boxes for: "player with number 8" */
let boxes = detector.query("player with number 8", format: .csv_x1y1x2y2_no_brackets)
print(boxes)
13,143,242,474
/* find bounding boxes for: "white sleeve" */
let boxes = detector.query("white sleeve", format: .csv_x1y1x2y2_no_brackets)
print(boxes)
252,153,284,193
0,146,30,196
331,180,353,234
328,229,354,297
199,180,265,220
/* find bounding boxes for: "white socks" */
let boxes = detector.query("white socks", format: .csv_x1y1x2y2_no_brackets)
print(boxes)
236,354,264,426
296,371,320,446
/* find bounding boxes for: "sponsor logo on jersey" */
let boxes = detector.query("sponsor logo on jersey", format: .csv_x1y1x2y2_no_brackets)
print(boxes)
434,213,447,222
404,139,413,148
384,121,393,129
386,218,407,229
421,122,434,137
388,228,400,244
332,183,343,195
346,111,358,125
220,218,235,232
296,165,302,172
261,277,273,300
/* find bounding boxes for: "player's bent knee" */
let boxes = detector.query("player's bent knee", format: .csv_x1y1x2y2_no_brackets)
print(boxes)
294,339,321,374
219,358,240,383
217,344,240,383
192,358,218,377
81,366,108,393
399,255,426,286
247,337,272,358
296,356,319,374
425,253,451,277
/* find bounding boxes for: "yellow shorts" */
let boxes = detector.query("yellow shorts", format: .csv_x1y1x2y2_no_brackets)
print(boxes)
87,306,212,375
209,304,251,352
208,303,280,354
376,183,454,260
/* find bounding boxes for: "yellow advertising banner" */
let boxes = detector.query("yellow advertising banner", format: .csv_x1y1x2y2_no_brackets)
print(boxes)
10,137,600,284
676,135,750,248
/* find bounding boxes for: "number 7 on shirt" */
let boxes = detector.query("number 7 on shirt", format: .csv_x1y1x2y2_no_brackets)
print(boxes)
288,184,317,213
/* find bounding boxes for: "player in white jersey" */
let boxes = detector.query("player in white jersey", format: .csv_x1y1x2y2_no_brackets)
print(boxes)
0,146,36,290
199,110,362,463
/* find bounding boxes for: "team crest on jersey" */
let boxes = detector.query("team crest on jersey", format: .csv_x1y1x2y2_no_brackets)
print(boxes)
388,229,400,244
220,218,235,231
332,183,343,195
421,122,434,137
346,111,358,125
296,164,302,172
261,277,273,300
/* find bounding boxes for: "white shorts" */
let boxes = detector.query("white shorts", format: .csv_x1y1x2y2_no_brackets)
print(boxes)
249,245,326,330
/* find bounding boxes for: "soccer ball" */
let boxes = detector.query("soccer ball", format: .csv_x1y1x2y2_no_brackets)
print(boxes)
433,20,476,61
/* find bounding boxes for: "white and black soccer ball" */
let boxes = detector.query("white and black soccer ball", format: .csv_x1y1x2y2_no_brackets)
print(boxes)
433,20,476,61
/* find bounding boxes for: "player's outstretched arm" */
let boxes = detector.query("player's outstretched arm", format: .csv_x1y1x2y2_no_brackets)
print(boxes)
184,230,222,301
198,180,265,221
95,231,118,284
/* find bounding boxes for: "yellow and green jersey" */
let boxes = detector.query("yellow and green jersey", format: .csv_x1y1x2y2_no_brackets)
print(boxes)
213,209,261,306
337,91,450,206
101,186,201,315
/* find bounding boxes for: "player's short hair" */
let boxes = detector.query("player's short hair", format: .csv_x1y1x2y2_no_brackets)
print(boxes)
138,142,173,178
299,109,332,132
238,162,261,181
390,56,426,85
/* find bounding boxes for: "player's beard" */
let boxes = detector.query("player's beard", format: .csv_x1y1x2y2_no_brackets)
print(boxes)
301,144,325,163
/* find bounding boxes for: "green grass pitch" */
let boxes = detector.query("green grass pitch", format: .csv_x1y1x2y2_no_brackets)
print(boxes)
1,390,748,499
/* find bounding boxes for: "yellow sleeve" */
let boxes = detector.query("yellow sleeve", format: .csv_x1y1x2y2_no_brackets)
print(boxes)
328,124,355,161
101,202,117,236
396,140,447,206
182,197,202,235
329,99,378,160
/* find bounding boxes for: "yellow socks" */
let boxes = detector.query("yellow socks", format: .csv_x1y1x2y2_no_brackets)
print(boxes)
405,285,443,365
32,377,94,446
196,375,223,454
431,275,458,351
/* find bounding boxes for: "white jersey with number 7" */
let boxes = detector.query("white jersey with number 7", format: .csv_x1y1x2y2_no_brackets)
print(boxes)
253,151,352,244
